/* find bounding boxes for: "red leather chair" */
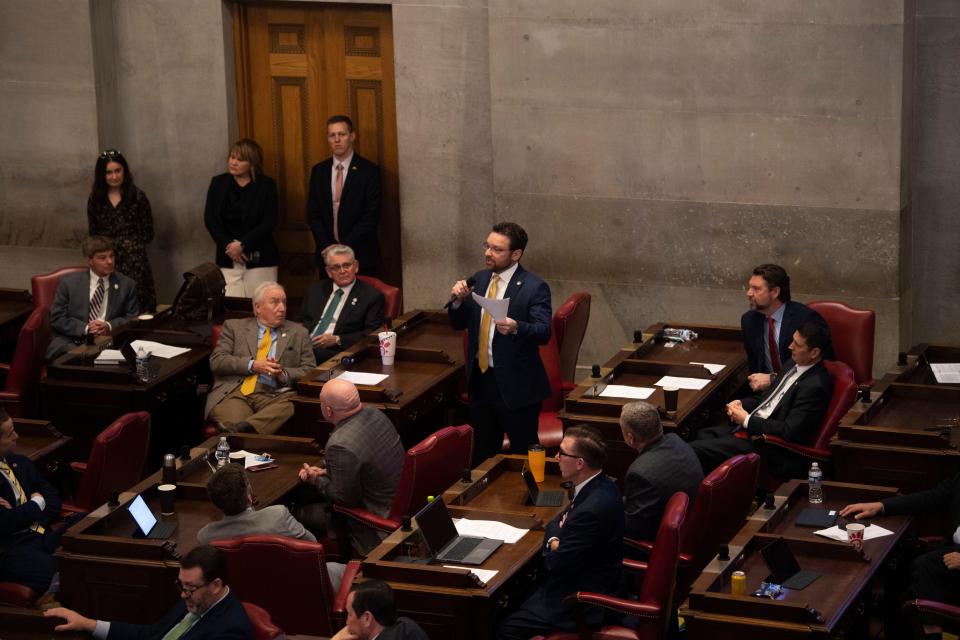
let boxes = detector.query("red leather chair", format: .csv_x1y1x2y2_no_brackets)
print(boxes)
535,492,690,640
758,360,857,481
902,599,960,637
0,583,38,608
626,453,759,605
356,275,402,323
334,425,474,536
242,602,285,640
536,332,566,451
808,300,876,388
0,307,50,418
31,266,87,312
213,535,360,636
63,411,151,513
553,292,591,392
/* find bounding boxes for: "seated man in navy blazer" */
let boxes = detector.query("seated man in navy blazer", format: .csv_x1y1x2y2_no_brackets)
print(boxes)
45,545,253,640
298,244,384,364
691,320,833,480
448,222,552,465
497,425,624,640
46,235,139,360
741,263,831,393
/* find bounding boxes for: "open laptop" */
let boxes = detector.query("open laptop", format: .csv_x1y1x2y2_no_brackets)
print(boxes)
127,494,177,539
414,498,502,565
521,468,565,507
760,537,820,590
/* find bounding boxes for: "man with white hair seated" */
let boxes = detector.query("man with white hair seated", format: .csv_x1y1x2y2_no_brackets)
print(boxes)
206,281,316,434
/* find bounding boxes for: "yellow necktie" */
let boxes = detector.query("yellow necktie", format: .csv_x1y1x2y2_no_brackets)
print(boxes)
478,276,500,373
0,460,45,534
240,329,273,395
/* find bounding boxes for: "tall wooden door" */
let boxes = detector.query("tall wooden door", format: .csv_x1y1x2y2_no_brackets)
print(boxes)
232,2,401,297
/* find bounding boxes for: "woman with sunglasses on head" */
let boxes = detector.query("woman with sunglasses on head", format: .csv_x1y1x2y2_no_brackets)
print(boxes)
87,149,157,312
203,138,280,297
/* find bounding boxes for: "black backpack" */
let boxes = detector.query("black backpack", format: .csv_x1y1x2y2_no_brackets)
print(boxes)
170,263,226,322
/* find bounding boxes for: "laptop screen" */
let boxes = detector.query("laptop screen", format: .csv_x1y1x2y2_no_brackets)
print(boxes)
414,498,458,555
127,494,157,535
520,468,540,501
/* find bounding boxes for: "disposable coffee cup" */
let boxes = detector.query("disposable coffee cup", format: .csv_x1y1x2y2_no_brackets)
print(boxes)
229,452,246,465
158,484,176,516
378,331,397,365
663,386,680,412
528,445,546,483
846,523,865,544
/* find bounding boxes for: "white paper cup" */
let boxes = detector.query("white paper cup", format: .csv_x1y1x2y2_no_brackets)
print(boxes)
137,314,155,321
846,523,865,544
378,331,397,365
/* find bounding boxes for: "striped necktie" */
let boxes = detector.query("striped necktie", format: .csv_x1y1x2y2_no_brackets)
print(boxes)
0,459,45,534
89,277,105,321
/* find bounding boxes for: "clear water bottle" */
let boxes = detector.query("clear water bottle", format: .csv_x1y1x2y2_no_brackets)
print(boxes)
808,462,823,504
135,347,149,382
215,436,230,468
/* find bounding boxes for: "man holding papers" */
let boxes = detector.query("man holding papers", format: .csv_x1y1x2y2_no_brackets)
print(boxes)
448,222,552,465
690,321,832,479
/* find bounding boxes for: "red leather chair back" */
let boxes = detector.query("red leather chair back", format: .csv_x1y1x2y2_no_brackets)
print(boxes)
242,602,284,640
0,307,50,417
31,266,87,311
356,275,402,322
538,333,565,413
553,292,591,383
811,360,857,451
639,491,689,637
72,412,151,511
214,535,337,636
388,424,474,521
808,300,876,387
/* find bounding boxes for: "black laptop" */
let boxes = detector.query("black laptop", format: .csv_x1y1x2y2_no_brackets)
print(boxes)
521,468,565,507
127,494,176,539
760,537,820,590
414,498,502,565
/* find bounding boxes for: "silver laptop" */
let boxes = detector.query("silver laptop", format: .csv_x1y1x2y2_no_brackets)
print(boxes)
521,468,565,507
414,498,502,566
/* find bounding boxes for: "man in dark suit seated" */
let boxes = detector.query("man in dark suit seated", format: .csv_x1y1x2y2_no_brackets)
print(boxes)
205,281,316,435
45,545,253,640
331,580,428,640
690,321,833,479
298,244,385,364
448,221,553,465
841,476,960,639
621,401,703,540
741,263,832,394
496,425,624,640
46,235,139,361
296,379,404,554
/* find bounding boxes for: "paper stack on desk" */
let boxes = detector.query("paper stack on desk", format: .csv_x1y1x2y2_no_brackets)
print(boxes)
453,518,528,544
94,349,126,365
814,524,894,542
130,339,190,359
442,566,499,584
599,385,655,400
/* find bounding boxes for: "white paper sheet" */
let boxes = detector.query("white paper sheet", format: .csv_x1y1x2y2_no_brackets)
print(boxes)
470,292,510,322
814,523,895,542
335,371,389,386
689,361,726,375
130,339,190,359
453,518,528,544
930,363,960,384
230,450,275,468
599,385,656,400
94,349,125,364
654,375,710,390
442,566,499,584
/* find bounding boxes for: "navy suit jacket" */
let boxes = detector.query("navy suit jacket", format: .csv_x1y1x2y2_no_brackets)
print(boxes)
306,154,381,271
47,270,139,360
108,589,252,640
448,264,552,409
0,453,62,542
741,301,832,374
883,474,960,542
297,278,385,362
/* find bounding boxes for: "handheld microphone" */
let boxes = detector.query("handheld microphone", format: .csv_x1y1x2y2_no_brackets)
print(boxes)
444,276,477,309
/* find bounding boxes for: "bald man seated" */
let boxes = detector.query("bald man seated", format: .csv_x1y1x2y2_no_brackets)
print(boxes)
295,379,405,554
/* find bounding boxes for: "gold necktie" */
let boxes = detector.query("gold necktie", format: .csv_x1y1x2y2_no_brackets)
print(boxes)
0,460,45,534
478,276,500,373
240,329,273,395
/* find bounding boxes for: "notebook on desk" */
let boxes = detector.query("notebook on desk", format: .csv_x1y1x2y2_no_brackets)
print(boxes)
414,497,502,566
127,494,176,539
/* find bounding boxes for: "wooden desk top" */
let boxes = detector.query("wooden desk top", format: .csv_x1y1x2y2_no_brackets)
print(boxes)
894,343,960,388
0,606,87,640
13,418,72,463
0,288,32,325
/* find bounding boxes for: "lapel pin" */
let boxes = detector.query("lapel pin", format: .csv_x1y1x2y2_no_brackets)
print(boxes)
516,281,522,287
281,333,287,338
113,283,119,290
351,297,358,306
351,165,358,171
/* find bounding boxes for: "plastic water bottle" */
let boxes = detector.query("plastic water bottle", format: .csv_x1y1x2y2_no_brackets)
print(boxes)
215,437,230,468
808,462,823,504
135,347,149,382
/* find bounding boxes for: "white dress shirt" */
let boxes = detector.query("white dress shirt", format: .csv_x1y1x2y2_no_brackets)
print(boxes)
480,262,519,369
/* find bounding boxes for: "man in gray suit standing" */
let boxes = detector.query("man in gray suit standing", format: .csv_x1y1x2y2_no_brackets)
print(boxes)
206,282,316,434
621,401,703,540
46,236,139,360
297,379,404,554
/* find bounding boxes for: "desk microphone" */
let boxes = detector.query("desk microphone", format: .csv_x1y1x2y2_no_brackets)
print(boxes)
443,276,477,309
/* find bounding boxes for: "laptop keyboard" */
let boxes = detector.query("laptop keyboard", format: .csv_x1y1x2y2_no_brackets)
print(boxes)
443,537,484,561
537,491,564,507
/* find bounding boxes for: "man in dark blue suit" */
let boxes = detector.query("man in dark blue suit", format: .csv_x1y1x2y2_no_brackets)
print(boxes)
741,263,831,394
496,425,624,640
448,222,552,465
46,545,253,640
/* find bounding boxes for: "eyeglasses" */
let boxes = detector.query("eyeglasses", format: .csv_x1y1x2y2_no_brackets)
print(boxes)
174,579,208,595
99,149,120,160
325,261,356,272
557,449,582,460
482,243,509,254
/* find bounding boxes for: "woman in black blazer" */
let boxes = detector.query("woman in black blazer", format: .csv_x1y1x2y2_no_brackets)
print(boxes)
203,138,280,297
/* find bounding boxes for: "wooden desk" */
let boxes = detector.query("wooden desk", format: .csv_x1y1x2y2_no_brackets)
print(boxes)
294,310,465,447
561,322,747,483
682,480,909,639
360,455,569,640
892,344,960,388
56,434,322,623
0,606,88,640
0,288,32,361
14,417,74,488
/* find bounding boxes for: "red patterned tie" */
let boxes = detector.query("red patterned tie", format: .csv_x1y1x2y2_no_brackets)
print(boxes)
767,316,781,374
